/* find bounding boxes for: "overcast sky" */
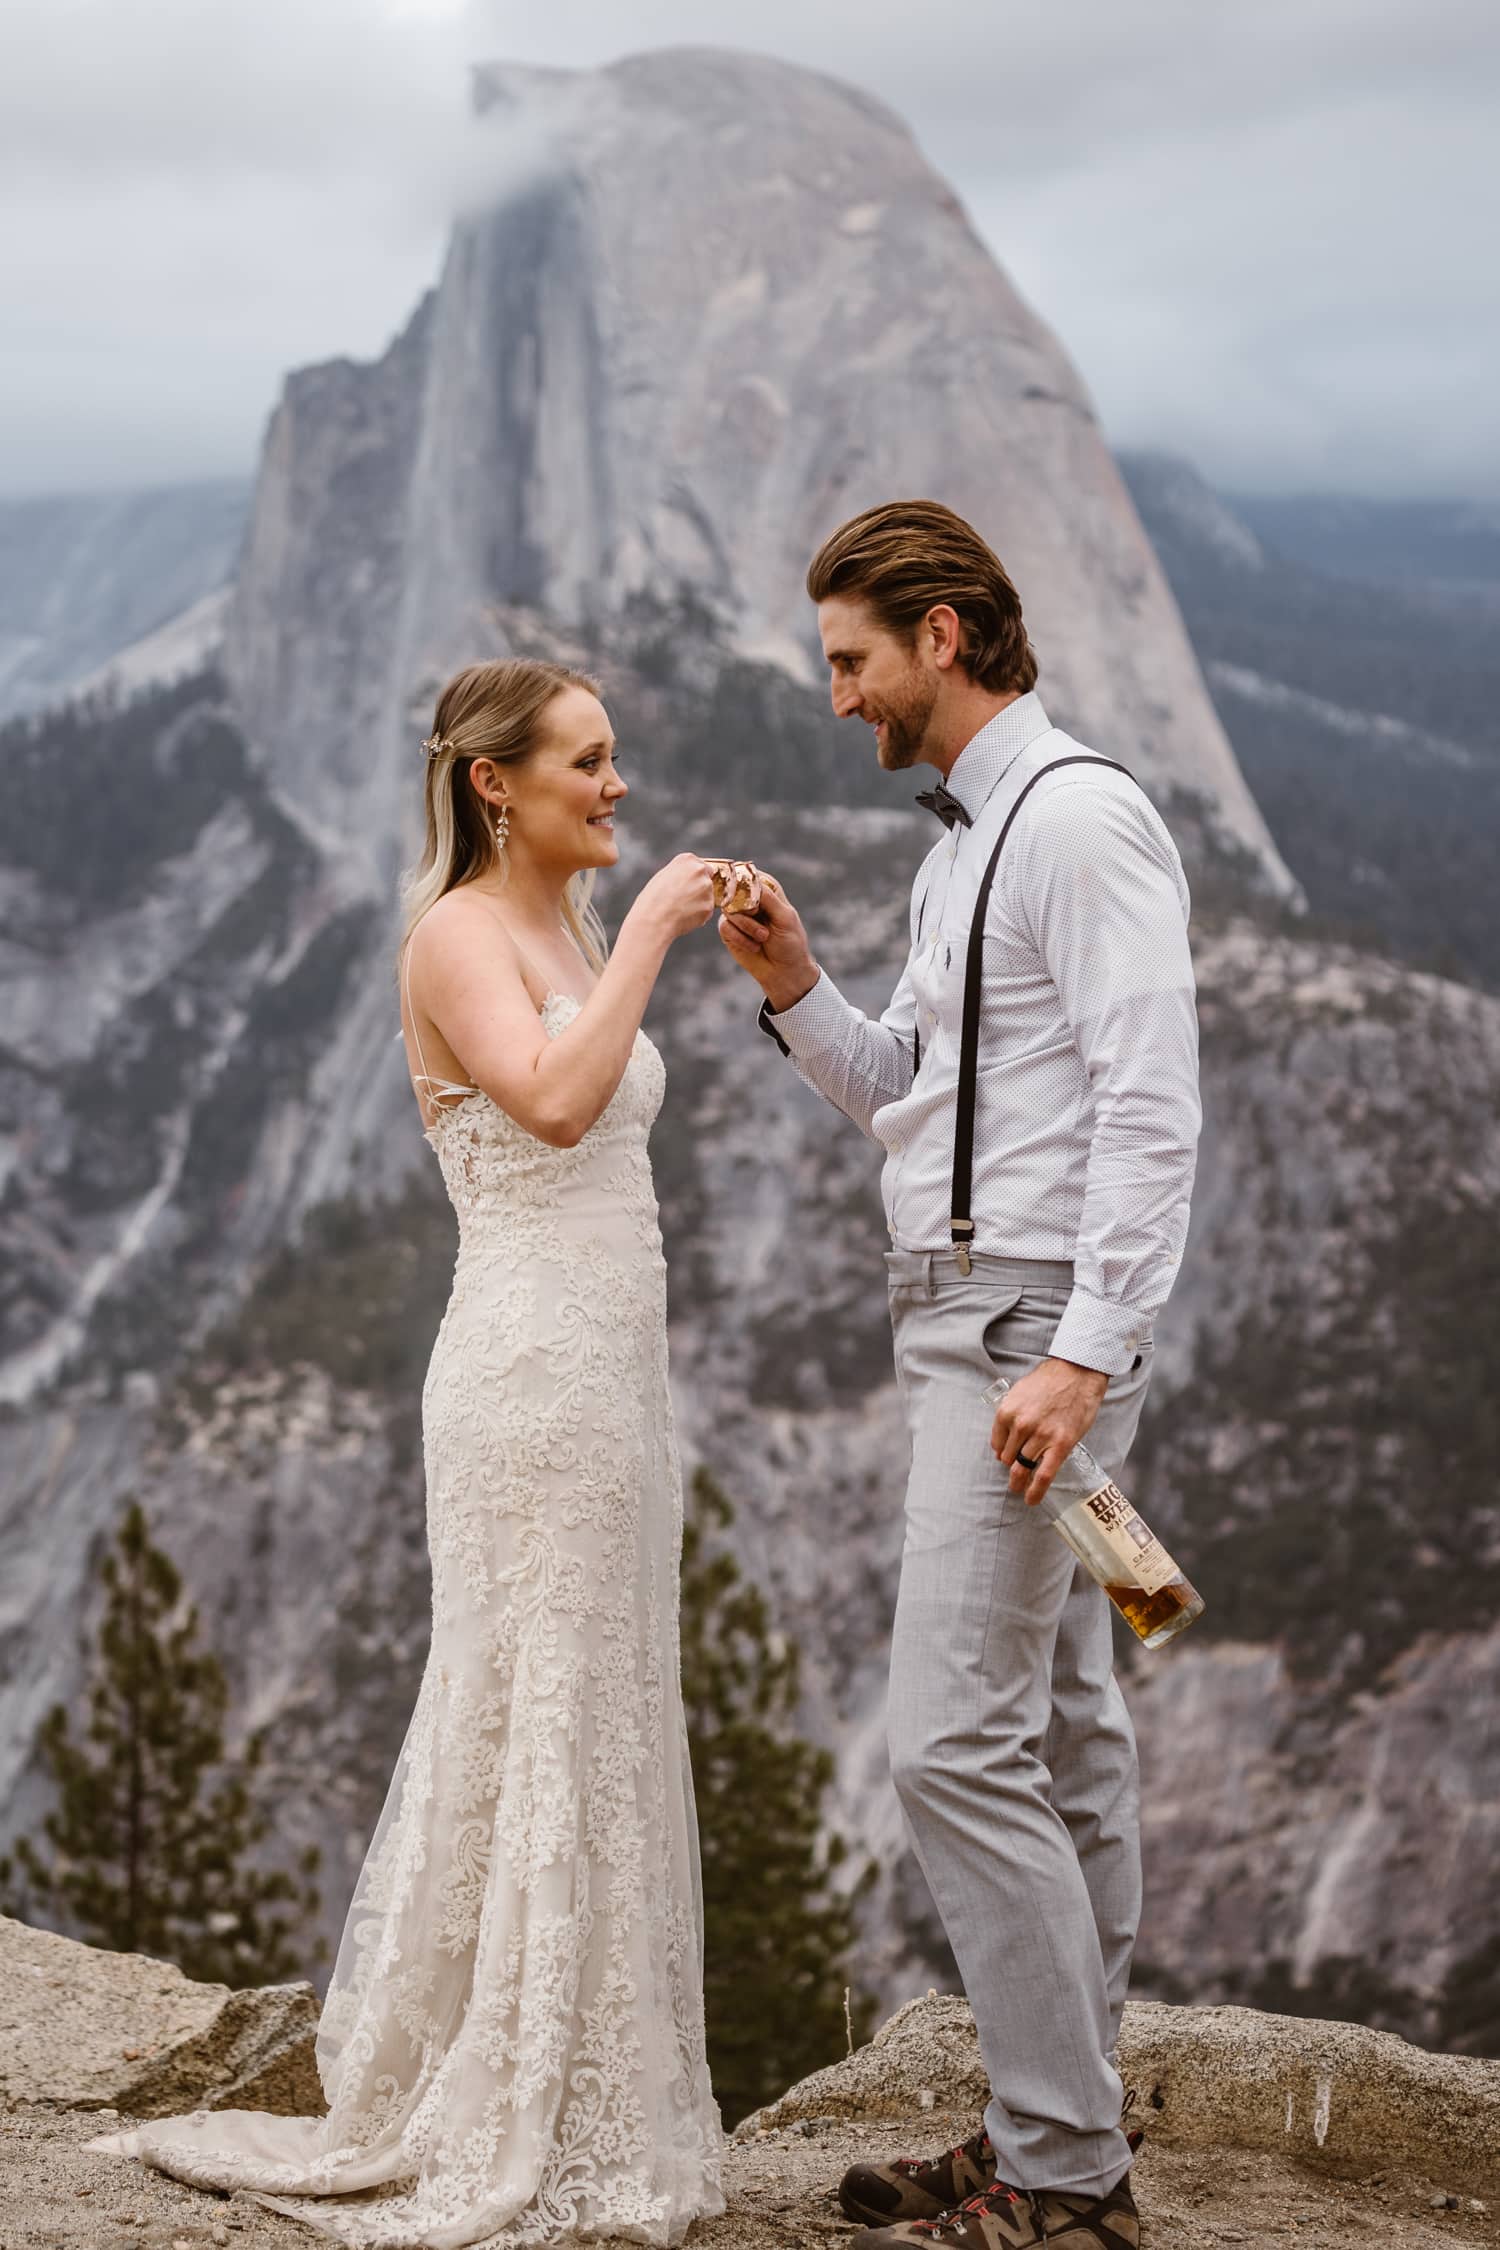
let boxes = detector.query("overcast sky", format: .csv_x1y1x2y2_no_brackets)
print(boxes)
3,0,1495,501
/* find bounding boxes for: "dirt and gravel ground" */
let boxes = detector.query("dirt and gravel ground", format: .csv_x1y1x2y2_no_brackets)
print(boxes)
3,2106,1495,2250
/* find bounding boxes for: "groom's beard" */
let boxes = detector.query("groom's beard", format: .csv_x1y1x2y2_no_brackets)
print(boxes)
873,667,940,771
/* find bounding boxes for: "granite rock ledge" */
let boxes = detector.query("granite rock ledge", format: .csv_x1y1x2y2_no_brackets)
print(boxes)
6,1915,1497,2205
0,1912,322,2120
738,1991,1500,2198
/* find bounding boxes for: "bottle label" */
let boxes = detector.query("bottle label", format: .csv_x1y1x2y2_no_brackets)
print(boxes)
1080,1482,1179,1596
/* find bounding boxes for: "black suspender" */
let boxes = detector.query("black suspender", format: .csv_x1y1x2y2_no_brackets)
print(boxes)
764,751,1138,1268
912,890,929,1075
946,755,1133,1273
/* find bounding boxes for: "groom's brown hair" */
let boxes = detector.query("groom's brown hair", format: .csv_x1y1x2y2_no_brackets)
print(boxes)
806,500,1038,696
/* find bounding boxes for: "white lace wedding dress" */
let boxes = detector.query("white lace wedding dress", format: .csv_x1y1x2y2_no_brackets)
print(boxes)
91,991,725,2247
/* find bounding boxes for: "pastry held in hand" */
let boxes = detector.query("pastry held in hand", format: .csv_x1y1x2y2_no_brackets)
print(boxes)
703,858,766,917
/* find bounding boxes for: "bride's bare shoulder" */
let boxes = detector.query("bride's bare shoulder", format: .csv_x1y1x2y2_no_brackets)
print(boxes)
406,890,529,995
411,887,513,953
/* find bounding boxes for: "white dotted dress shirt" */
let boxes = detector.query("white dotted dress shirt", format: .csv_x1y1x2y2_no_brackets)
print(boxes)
760,692,1201,1376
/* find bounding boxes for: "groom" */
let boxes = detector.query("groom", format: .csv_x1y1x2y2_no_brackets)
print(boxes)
719,500,1200,2249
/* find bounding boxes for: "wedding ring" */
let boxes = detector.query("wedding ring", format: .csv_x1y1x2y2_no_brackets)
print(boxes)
1017,1452,1040,1470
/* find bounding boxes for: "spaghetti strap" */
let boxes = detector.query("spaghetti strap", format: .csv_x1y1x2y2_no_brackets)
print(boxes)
461,898,573,1009
505,929,546,993
504,925,581,1006
402,937,477,1115
493,905,595,1005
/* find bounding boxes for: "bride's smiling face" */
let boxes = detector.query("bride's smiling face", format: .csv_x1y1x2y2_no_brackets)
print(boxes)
474,686,627,874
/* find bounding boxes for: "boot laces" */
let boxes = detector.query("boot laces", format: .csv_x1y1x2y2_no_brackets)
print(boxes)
893,2130,992,2180
908,2182,1023,2238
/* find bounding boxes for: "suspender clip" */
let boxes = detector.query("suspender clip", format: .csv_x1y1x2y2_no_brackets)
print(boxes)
952,1219,975,1277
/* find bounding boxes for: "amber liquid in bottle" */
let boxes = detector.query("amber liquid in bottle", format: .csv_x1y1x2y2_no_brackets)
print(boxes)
1100,1576,1203,1646
984,1380,1205,1649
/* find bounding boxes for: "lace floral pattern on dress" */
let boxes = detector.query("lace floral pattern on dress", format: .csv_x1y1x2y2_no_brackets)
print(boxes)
89,997,724,2247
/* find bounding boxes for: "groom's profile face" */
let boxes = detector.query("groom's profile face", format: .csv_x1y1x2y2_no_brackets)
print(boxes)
818,594,940,772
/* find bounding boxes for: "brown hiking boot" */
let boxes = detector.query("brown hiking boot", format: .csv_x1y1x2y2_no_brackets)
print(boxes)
846,2171,1139,2250
838,2126,1000,2228
1029,2173,1140,2245
839,2101,1143,2235
846,2179,1042,2250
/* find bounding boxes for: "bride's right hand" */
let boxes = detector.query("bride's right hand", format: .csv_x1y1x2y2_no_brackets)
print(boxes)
625,854,718,946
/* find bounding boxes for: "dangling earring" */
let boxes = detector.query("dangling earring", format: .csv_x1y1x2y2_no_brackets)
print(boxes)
494,804,510,852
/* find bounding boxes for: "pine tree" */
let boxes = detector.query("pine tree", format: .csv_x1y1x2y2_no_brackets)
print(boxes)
0,1499,323,1987
680,1466,875,2126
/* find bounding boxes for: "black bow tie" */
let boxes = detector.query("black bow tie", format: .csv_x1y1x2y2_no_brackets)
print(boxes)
914,781,972,831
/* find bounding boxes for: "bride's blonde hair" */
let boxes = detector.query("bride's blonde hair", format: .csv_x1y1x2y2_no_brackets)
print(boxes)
399,658,610,972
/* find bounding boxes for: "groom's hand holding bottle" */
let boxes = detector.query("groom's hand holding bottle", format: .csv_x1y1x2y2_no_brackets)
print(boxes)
717,874,820,1014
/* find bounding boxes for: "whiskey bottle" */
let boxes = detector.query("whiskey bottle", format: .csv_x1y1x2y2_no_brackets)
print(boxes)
984,1380,1205,1648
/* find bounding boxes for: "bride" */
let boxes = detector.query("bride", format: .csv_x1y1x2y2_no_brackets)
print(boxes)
90,657,727,2245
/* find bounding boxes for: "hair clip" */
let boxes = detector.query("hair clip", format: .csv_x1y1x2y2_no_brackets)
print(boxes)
420,734,446,760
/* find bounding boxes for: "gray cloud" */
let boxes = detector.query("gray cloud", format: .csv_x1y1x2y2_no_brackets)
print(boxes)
1,0,1495,497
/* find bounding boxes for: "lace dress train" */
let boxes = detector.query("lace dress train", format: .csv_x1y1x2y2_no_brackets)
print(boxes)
90,995,724,2246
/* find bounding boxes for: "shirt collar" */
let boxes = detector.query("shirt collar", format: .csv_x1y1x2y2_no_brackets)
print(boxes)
941,692,1052,823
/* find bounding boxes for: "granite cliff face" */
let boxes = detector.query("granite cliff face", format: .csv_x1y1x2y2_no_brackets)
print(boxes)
2,48,1497,2060
223,47,1290,893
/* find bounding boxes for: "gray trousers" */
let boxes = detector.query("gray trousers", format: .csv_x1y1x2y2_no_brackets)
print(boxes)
885,1250,1153,2198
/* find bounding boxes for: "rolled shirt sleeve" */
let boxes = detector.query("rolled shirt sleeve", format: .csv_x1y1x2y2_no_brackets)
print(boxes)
1019,783,1201,1375
1016,783,1205,1377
